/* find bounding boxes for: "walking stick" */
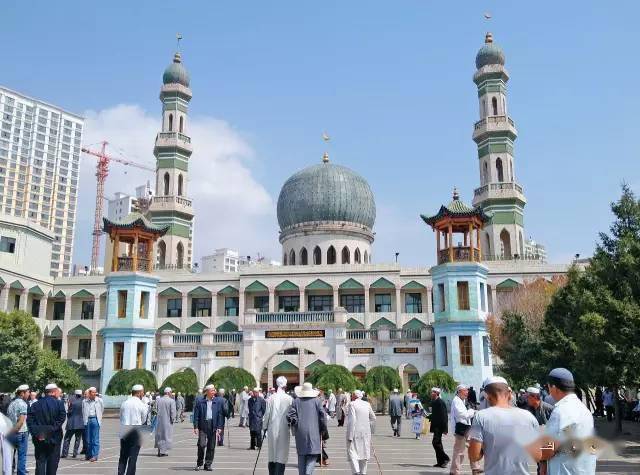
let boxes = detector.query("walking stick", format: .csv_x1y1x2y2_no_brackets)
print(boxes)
371,441,383,475
252,402,273,475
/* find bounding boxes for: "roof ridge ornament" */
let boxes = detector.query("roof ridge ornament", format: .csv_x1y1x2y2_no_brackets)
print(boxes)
485,32,493,44
453,186,460,200
322,131,330,163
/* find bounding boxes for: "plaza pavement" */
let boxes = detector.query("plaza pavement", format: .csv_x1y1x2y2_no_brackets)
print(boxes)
25,414,640,474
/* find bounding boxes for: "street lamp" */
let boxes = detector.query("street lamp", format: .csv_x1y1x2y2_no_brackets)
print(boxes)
395,252,399,263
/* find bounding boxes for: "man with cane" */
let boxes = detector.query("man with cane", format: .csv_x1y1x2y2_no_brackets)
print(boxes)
193,384,226,471
263,376,293,475
287,382,326,475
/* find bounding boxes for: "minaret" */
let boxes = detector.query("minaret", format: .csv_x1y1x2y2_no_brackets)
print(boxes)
148,48,195,269
471,33,526,260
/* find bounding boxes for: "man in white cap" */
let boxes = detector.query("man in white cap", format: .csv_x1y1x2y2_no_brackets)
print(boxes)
248,387,266,450
525,386,554,426
193,384,227,471
450,383,480,475
428,387,449,469
388,388,403,437
468,376,539,475
27,383,66,474
346,389,376,475
287,382,327,475
239,386,250,427
118,384,149,475
264,376,293,475
155,387,176,457
5,384,30,475
82,386,104,462
61,389,84,458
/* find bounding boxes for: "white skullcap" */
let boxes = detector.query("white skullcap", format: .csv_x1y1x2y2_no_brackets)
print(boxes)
219,388,225,393
145,391,150,396
455,384,468,392
353,390,364,399
483,376,509,386
253,387,260,392
276,376,287,388
526,386,540,395
16,384,29,392
392,388,398,393
164,387,172,393
243,386,248,390
87,387,97,392
204,384,215,391
45,383,58,391
74,389,83,395
132,384,144,392
431,387,441,393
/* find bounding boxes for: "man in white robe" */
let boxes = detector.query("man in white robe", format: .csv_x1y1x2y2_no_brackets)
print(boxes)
154,387,176,457
239,386,250,427
264,376,293,475
118,384,149,475
327,390,337,417
346,390,376,475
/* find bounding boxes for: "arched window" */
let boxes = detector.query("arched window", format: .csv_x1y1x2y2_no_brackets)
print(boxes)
496,158,504,182
179,116,184,133
492,97,498,116
519,231,524,256
364,250,369,264
283,253,288,266
313,246,321,265
177,242,184,268
327,246,336,265
163,173,170,195
157,240,166,268
502,96,506,115
341,246,350,264
300,247,308,265
178,174,183,196
354,248,361,264
483,162,489,184
481,99,486,117
289,249,296,266
500,229,512,259
168,114,173,132
510,159,514,181
484,232,491,258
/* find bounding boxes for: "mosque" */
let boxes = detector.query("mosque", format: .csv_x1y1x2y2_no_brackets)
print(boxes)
0,33,571,392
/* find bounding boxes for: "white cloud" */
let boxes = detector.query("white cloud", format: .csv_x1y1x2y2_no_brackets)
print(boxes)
74,104,278,267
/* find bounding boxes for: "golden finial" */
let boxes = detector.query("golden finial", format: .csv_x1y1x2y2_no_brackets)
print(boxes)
453,187,460,200
485,32,493,44
322,132,330,163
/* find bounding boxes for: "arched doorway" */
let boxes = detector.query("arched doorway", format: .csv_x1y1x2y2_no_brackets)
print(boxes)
500,229,511,259
327,246,336,265
157,240,166,267
400,363,419,390
352,364,366,381
261,347,317,390
313,246,321,265
300,247,308,265
341,246,350,264
163,173,170,195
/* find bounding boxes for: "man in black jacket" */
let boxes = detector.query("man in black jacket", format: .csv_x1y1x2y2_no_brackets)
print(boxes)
192,385,227,471
428,387,450,469
248,388,266,450
27,383,66,475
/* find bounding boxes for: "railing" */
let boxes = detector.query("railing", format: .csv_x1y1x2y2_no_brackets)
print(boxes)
474,115,515,130
438,246,481,265
152,195,192,207
390,328,426,341
173,333,202,344
482,254,545,262
156,132,191,144
474,182,524,197
116,257,151,272
153,263,198,272
212,332,243,343
255,311,334,323
170,332,243,345
346,329,378,340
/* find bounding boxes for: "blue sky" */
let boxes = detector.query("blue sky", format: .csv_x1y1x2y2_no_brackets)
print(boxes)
3,1,639,267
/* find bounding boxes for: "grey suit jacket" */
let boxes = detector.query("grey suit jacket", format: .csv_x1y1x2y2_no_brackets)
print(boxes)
66,396,84,430
389,395,404,417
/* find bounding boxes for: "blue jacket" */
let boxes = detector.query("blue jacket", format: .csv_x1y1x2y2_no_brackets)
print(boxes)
66,395,84,430
192,396,226,432
248,396,266,432
27,396,66,444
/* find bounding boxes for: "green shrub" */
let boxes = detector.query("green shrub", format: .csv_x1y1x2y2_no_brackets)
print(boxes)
413,369,457,405
306,364,359,392
106,369,157,395
363,366,403,414
160,368,199,395
207,366,256,391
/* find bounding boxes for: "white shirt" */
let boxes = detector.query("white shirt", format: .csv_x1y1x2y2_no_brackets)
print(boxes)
450,395,475,429
119,396,149,439
545,393,596,475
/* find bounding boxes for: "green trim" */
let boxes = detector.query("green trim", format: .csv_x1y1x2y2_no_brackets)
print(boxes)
157,158,189,172
165,223,191,239
159,287,182,298
371,277,395,289
72,289,93,298
29,285,45,296
352,364,366,373
68,324,91,337
218,285,238,295
50,325,63,338
245,281,268,292
346,318,364,329
0,277,5,285
402,280,426,290
53,290,66,298
339,278,364,290
496,278,521,290
158,322,180,333
306,279,332,291
489,211,524,226
402,318,428,330
10,280,24,290
370,317,395,329
275,280,299,292
273,360,298,372
305,359,325,371
216,321,239,332
186,321,208,333
188,286,211,297
477,142,514,158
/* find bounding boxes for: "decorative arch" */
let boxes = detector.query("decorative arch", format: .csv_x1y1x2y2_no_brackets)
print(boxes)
176,242,184,268
519,231,524,256
289,249,296,266
339,278,364,290
313,246,322,265
179,116,184,133
364,250,369,263
157,240,166,267
327,246,336,265
346,318,365,329
484,232,491,258
305,279,332,291
496,157,504,182
216,321,239,332
163,172,170,195
354,248,361,264
300,247,308,265
491,96,498,115
341,246,350,264
275,280,299,292
500,229,512,259
178,174,183,196
157,322,180,333
483,161,489,184
370,317,395,329
245,281,268,292
168,113,173,131
283,253,288,266
402,318,428,330
352,364,367,380
186,321,208,333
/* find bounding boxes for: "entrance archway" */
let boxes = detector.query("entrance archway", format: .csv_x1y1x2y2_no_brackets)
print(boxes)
261,347,318,391
400,363,419,390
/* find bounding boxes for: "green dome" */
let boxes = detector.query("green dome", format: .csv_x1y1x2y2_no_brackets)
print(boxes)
163,53,190,87
277,158,376,230
475,33,505,69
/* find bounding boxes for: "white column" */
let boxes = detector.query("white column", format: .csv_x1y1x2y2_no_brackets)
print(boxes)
426,287,433,324
90,298,100,361
19,290,28,312
299,289,306,312
364,285,370,328
38,296,48,320
490,286,498,313
0,286,8,312
268,288,275,312
332,288,339,309
238,290,245,320
266,360,274,389
395,286,402,327
181,294,189,332
60,296,72,359
298,350,305,384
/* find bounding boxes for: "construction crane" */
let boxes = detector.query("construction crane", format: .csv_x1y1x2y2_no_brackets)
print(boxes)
82,141,155,273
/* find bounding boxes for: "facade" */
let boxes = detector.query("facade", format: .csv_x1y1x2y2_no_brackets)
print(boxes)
0,87,84,277
201,248,247,273
0,35,570,391
107,192,136,222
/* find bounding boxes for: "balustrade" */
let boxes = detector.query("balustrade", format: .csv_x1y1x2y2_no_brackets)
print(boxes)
437,246,480,264
255,311,334,323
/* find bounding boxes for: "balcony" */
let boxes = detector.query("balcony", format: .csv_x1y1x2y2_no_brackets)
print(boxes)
472,115,517,140
149,195,193,215
346,329,378,340
169,332,243,346
154,132,192,153
472,182,526,206
346,328,433,341
116,256,151,272
256,311,334,324
438,246,480,265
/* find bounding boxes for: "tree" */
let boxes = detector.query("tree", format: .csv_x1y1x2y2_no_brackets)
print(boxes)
0,310,41,391
306,364,359,392
106,369,157,395
413,369,457,404
207,366,256,391
363,366,402,414
33,350,82,393
160,368,199,395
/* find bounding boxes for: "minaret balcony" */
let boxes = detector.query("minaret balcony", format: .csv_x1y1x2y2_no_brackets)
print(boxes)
438,246,481,265
149,195,194,215
472,182,526,207
154,132,193,154
472,115,517,141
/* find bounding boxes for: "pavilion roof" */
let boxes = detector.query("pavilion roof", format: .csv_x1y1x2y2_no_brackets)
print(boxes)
103,212,169,236
420,188,488,227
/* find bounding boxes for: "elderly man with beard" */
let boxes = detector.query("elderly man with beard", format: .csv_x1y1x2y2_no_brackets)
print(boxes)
193,385,226,472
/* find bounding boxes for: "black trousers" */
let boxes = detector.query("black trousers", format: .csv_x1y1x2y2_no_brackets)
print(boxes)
61,428,84,457
250,430,263,449
34,439,61,475
197,428,217,468
605,405,615,421
268,461,286,475
432,429,450,466
118,429,142,475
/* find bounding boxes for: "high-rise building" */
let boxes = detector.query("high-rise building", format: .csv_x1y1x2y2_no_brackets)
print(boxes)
0,87,84,277
201,248,244,273
107,183,154,222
